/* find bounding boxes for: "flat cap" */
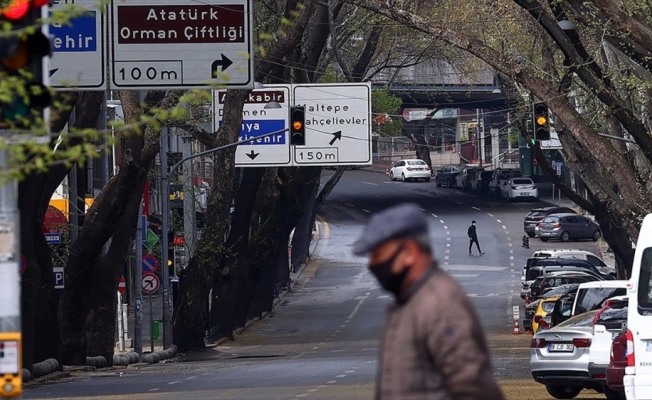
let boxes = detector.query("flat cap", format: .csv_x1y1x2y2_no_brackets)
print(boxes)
352,203,428,256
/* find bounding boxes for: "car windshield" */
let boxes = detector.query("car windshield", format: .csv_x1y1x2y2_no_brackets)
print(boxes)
527,210,548,218
499,170,521,179
637,247,652,311
575,287,628,314
543,284,578,298
513,179,533,185
542,301,556,313
407,161,426,165
527,267,542,281
557,310,600,328
542,216,560,223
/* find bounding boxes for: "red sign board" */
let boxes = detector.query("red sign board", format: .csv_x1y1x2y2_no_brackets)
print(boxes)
116,5,245,45
118,276,126,293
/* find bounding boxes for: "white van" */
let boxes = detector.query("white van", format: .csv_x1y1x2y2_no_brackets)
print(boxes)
623,215,652,400
572,280,628,317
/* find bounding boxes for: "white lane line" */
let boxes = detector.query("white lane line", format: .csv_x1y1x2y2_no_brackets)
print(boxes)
432,213,438,218
327,381,337,384
336,330,341,333
502,225,507,230
362,182,378,186
366,292,370,296
330,350,344,353
487,293,501,297
149,388,160,392
488,213,494,217
313,347,319,350
308,389,318,392
511,263,515,267
296,394,308,398
168,381,181,385
345,203,355,207
507,237,512,241
451,274,480,278
185,376,197,380
508,243,513,247
336,374,347,378
340,324,345,328
419,207,425,211
445,250,450,253
446,231,450,235
444,256,449,260
362,209,371,213
348,296,367,319
443,225,448,229
377,295,390,299
447,237,451,241
472,206,481,211
467,293,478,297
345,370,355,373
446,243,450,247
497,219,502,223
509,250,514,254
510,256,514,260
505,231,510,234
440,220,445,224
318,385,327,388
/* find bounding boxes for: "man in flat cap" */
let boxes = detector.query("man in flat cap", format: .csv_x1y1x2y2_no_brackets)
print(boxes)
353,203,504,400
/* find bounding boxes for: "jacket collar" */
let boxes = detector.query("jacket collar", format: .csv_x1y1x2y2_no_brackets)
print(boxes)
397,264,438,304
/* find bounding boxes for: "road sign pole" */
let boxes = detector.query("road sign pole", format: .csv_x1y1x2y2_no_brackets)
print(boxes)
159,127,172,349
134,201,143,356
148,293,154,353
0,147,22,398
117,292,125,352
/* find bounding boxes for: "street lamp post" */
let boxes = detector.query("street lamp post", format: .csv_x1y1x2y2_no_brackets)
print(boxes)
159,127,289,348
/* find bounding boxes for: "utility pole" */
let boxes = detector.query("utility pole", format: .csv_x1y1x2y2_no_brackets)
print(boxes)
134,202,143,356
476,108,482,167
159,127,172,349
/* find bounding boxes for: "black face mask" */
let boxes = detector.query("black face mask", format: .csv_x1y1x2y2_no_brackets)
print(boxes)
369,243,409,297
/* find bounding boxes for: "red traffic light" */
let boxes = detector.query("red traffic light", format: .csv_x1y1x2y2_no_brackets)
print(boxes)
1,0,29,20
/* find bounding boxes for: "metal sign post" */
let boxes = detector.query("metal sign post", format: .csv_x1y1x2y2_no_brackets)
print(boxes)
134,203,144,355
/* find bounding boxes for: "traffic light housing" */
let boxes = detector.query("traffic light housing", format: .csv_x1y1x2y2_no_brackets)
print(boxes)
290,106,305,145
0,0,52,130
532,102,550,141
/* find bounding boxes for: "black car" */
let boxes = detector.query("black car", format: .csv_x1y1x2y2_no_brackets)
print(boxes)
550,292,578,327
523,206,577,237
435,164,465,188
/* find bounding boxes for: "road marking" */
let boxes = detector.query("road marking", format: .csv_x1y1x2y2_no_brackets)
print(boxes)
149,388,160,392
308,389,318,392
318,385,327,388
509,250,513,253
467,293,478,297
487,293,501,297
507,237,511,241
335,330,341,333
445,265,507,271
327,380,337,384
313,347,319,350
447,237,451,241
511,263,514,267
443,225,448,229
419,207,425,211
362,209,371,213
488,213,494,217
362,182,378,186
502,225,507,230
497,219,502,223
446,243,450,247
445,250,450,253
296,394,308,398
185,376,197,380
377,295,390,299
444,256,449,260
440,220,445,224
345,203,355,207
510,256,514,260
366,292,370,296
505,231,510,234
451,273,480,278
168,381,181,385
348,296,367,319
330,350,344,353
446,231,450,235
337,374,347,378
340,324,346,328
508,243,513,247
432,213,438,218
472,206,481,211
345,370,355,373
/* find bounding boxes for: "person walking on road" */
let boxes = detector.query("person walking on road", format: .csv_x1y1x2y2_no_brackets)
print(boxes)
468,220,484,256
353,204,505,400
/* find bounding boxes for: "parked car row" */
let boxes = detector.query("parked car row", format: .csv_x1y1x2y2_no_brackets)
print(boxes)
524,206,603,242
529,213,652,400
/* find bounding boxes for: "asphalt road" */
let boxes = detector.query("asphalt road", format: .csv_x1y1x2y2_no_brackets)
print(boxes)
24,169,608,400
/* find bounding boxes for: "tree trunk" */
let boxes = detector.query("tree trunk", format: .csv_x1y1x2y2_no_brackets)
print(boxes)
173,90,249,351
291,178,319,272
85,177,147,363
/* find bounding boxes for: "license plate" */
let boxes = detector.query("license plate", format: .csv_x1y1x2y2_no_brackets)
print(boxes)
548,343,574,352
520,193,529,196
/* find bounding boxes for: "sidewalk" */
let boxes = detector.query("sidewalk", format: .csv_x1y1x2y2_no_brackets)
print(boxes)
115,225,322,353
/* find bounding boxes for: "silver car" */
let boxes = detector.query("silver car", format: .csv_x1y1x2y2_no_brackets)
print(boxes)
530,310,602,399
537,213,602,242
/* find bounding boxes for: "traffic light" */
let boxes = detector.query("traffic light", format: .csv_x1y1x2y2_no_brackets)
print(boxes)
0,0,52,130
532,102,550,141
290,106,305,145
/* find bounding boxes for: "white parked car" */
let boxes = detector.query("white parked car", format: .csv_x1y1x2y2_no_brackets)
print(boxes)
389,159,431,182
501,177,538,201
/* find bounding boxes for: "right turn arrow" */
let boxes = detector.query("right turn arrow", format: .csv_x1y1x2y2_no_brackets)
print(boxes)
211,54,234,77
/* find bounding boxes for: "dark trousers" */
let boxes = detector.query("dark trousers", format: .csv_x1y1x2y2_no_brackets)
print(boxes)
469,237,482,253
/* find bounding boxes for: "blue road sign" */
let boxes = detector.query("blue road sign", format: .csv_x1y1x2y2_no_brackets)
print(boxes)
141,216,147,242
50,13,97,53
142,255,159,274
44,233,62,245
237,119,287,145
53,267,64,289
